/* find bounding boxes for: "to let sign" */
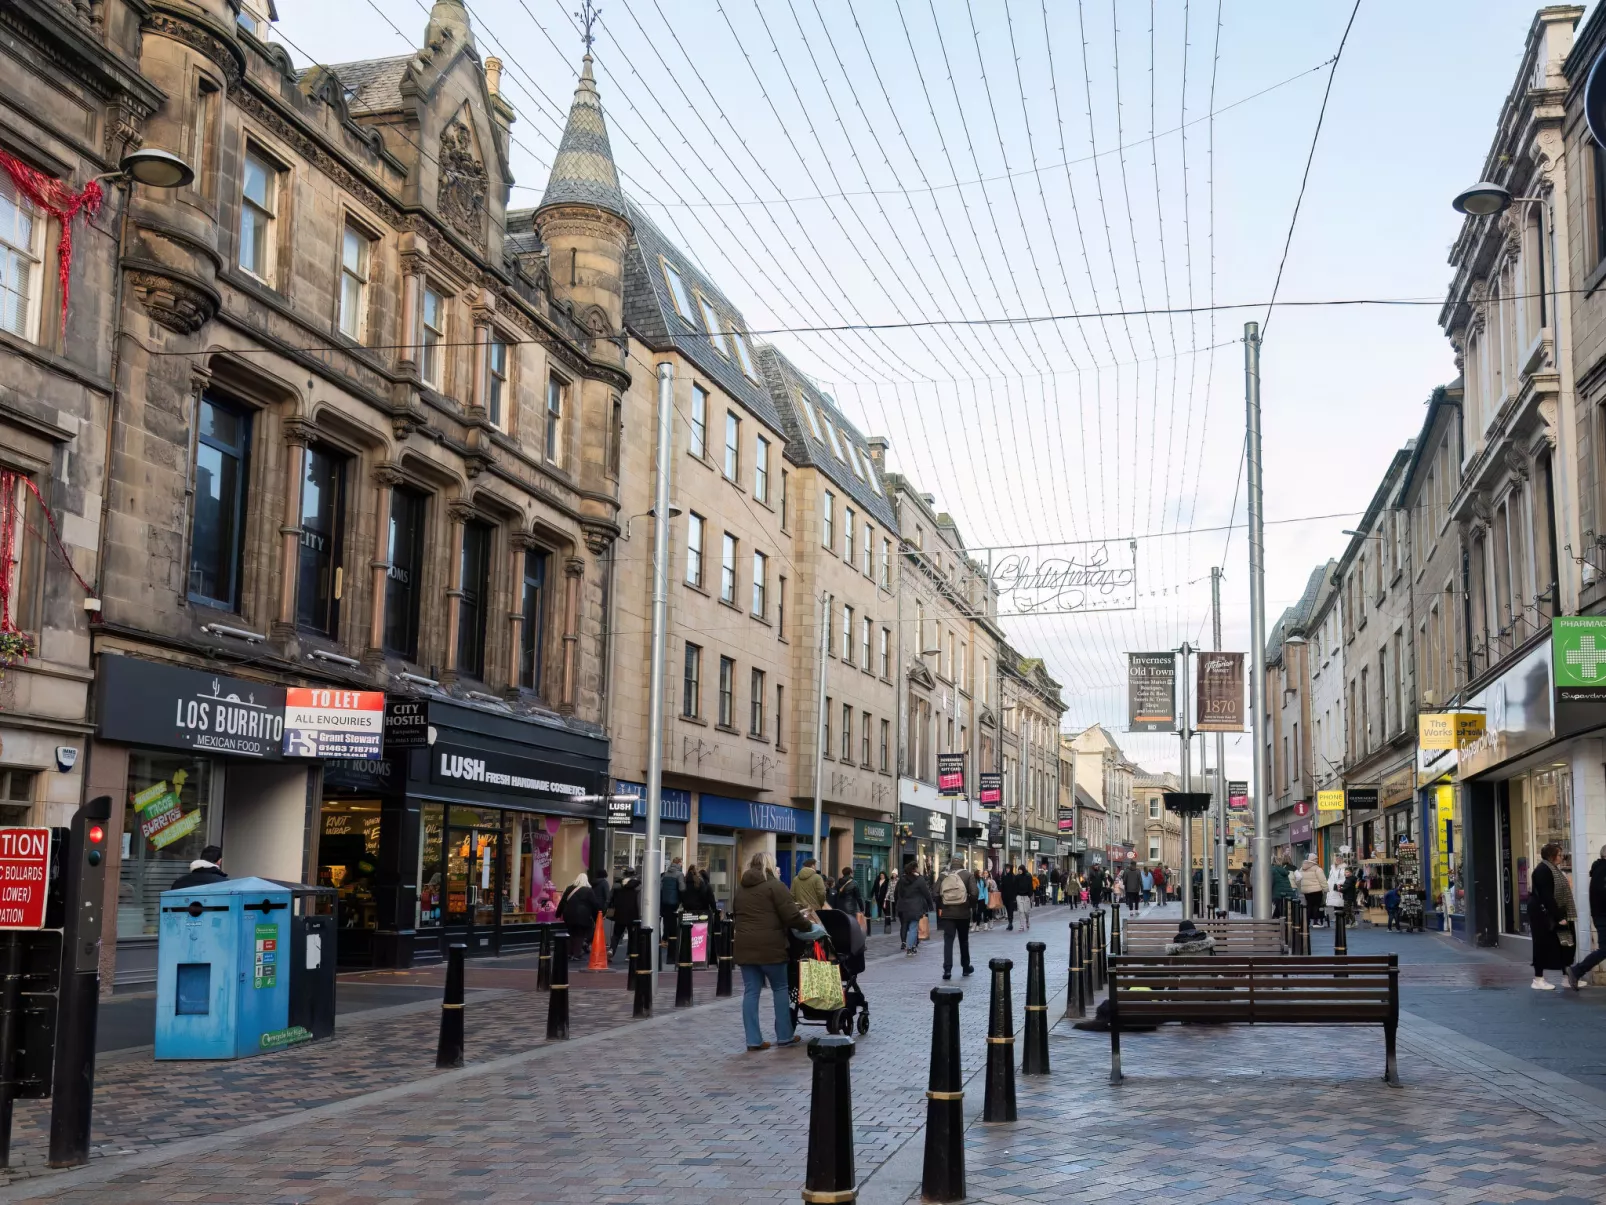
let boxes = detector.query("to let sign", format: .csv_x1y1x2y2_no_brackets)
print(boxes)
0,827,52,930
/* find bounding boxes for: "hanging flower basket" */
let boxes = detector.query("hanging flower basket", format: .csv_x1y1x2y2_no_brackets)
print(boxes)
0,630,34,666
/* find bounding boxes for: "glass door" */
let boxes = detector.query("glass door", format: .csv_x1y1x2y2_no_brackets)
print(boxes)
442,806,502,955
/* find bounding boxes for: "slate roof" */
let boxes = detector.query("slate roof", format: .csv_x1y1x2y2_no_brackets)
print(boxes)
622,199,784,432
756,345,898,532
539,56,626,220
322,55,412,114
1266,561,1334,662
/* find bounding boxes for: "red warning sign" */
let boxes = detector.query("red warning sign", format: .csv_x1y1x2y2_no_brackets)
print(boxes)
0,827,52,930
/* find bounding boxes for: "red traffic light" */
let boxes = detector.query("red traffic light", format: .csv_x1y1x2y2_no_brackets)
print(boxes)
88,824,105,845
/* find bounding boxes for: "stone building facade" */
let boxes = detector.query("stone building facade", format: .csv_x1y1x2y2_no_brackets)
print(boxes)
0,1,162,833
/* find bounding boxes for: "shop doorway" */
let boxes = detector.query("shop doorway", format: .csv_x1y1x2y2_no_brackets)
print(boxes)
316,799,384,963
442,806,502,954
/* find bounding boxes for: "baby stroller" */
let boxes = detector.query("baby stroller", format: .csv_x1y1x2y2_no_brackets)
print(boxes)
789,908,870,1036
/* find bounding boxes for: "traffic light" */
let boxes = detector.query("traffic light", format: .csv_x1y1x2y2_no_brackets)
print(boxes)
85,822,105,867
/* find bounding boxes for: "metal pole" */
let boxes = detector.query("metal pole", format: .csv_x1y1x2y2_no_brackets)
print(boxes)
1212,567,1229,903
812,589,829,858
1245,322,1273,919
641,362,675,990
1180,643,1193,918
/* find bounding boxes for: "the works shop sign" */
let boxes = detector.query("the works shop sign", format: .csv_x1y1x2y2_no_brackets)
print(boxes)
430,742,589,804
97,655,286,759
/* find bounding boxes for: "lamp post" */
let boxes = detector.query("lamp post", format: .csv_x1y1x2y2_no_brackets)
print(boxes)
812,589,830,861
1246,321,1273,919
640,362,676,994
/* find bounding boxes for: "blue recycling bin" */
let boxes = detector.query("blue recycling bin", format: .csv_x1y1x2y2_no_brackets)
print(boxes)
155,876,293,1059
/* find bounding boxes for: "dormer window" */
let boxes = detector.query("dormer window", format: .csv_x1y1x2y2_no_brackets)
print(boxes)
848,444,869,482
823,416,847,462
695,292,731,358
802,396,825,441
731,328,759,380
660,257,694,319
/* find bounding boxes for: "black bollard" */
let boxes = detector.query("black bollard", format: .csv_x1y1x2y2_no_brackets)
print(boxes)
435,942,466,1068
546,929,570,1040
982,958,1017,1123
659,919,673,970
921,986,965,1202
1022,941,1050,1076
633,926,655,1018
1109,898,1123,955
536,925,552,992
1065,918,1085,1019
675,917,695,1008
705,912,720,969
1094,910,1108,991
1334,906,1348,977
624,920,640,992
1080,918,1095,1004
803,1036,857,1204
1301,895,1313,955
716,917,734,998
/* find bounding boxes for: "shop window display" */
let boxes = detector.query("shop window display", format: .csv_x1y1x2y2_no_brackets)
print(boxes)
317,800,382,932
119,752,216,937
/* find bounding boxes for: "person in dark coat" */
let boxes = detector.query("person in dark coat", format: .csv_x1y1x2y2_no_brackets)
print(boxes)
1568,845,1606,990
894,859,936,954
871,871,890,919
170,845,228,890
607,868,641,960
560,872,600,960
732,852,823,1050
1120,862,1144,914
680,867,717,917
998,863,1031,931
833,869,864,920
1530,842,1576,991
935,856,977,980
591,869,612,916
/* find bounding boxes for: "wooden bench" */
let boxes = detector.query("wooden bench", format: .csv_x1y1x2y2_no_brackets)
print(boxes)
1106,955,1401,1087
1121,918,1287,955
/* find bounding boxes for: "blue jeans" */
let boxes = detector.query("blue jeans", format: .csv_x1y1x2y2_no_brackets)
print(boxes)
904,918,921,950
740,962,794,1047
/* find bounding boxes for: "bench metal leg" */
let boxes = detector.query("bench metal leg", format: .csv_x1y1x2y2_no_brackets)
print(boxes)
1383,1021,1401,1088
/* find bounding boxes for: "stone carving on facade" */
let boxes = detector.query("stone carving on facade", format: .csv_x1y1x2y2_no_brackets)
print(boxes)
143,11,245,89
446,499,479,525
437,117,488,250
128,269,217,334
371,463,407,489
1503,446,1531,482
581,524,612,557
390,403,428,442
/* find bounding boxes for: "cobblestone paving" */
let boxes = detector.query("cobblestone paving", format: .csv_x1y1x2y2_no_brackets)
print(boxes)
11,904,1606,1204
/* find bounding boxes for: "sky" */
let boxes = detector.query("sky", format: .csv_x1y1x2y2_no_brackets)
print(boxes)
272,0,1560,777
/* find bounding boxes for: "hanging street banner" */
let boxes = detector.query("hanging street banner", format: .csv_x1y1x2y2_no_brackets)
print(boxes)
937,752,967,796
1227,781,1249,811
1346,786,1380,811
1195,652,1246,732
1417,711,1486,750
980,539,1138,617
978,772,1003,808
1127,652,1177,732
1317,789,1345,813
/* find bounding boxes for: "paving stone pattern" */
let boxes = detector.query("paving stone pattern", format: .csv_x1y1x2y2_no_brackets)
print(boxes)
13,903,1606,1204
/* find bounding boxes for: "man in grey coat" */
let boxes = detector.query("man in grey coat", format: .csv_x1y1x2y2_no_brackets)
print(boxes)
935,856,978,981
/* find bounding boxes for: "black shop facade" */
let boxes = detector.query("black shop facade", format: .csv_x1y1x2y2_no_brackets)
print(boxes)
318,695,608,968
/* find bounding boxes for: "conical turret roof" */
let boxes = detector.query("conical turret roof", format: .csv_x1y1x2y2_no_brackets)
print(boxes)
538,55,626,220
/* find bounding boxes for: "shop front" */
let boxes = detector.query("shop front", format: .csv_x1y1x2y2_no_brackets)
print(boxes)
334,696,608,965
899,802,952,874
852,819,892,907
1289,817,1314,854
607,781,692,891
1380,764,1416,850
698,795,822,888
1454,632,1606,948
92,654,314,986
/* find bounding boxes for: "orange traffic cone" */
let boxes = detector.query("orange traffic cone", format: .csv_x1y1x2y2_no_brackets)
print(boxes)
589,912,608,971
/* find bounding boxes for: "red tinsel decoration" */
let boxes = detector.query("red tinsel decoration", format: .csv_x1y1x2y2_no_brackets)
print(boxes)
0,149,104,336
0,468,96,634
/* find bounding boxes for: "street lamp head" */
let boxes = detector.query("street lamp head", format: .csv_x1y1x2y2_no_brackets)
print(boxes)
1451,182,1511,217
118,148,194,189
647,503,683,519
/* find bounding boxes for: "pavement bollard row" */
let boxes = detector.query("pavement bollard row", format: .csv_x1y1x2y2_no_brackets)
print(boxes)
545,929,570,1040
715,917,734,998
535,925,552,992
802,1036,857,1204
1081,917,1095,1003
1094,910,1108,990
705,912,720,969
982,957,1017,1124
435,942,466,1068
921,986,965,1202
675,918,695,1008
1109,897,1123,954
1022,941,1049,1076
633,926,655,1018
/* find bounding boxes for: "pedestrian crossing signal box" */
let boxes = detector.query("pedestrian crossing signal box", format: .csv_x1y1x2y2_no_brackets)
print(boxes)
155,878,291,1060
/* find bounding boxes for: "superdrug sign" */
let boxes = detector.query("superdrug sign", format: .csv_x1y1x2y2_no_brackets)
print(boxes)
97,655,286,759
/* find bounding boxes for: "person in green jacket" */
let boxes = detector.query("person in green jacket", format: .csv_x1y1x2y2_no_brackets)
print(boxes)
1270,850,1300,918
790,858,828,910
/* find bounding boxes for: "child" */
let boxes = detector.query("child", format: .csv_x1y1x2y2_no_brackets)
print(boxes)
1384,885,1401,931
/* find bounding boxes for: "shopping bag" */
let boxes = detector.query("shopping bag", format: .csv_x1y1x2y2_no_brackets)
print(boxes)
917,914,930,941
799,957,845,1011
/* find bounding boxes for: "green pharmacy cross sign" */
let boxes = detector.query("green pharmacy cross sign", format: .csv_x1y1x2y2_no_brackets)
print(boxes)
1554,617,1606,690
